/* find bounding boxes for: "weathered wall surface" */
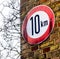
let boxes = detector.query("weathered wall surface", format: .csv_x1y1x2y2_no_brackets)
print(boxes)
20,0,60,59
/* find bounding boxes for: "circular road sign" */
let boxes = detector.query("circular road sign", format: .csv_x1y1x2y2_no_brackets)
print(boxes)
22,5,55,45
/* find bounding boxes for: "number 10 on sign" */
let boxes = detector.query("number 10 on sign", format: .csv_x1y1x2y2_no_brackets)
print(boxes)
30,15,40,35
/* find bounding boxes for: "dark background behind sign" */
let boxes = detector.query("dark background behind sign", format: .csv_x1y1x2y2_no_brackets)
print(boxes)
20,0,60,59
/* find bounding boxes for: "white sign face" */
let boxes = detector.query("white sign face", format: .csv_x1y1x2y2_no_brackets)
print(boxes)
27,11,49,38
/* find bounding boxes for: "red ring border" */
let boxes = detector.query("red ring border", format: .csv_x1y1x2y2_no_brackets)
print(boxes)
22,5,55,45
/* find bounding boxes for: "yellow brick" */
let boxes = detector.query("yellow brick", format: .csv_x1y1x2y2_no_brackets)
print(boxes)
40,41,54,48
39,54,45,59
53,6,60,12
50,44,59,51
40,42,49,48
49,41,54,45
39,50,42,54
56,11,60,17
56,3,60,6
56,17,60,21
59,43,60,49
41,1,50,5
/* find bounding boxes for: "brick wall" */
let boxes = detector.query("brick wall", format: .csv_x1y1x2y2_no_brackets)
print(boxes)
20,0,60,59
